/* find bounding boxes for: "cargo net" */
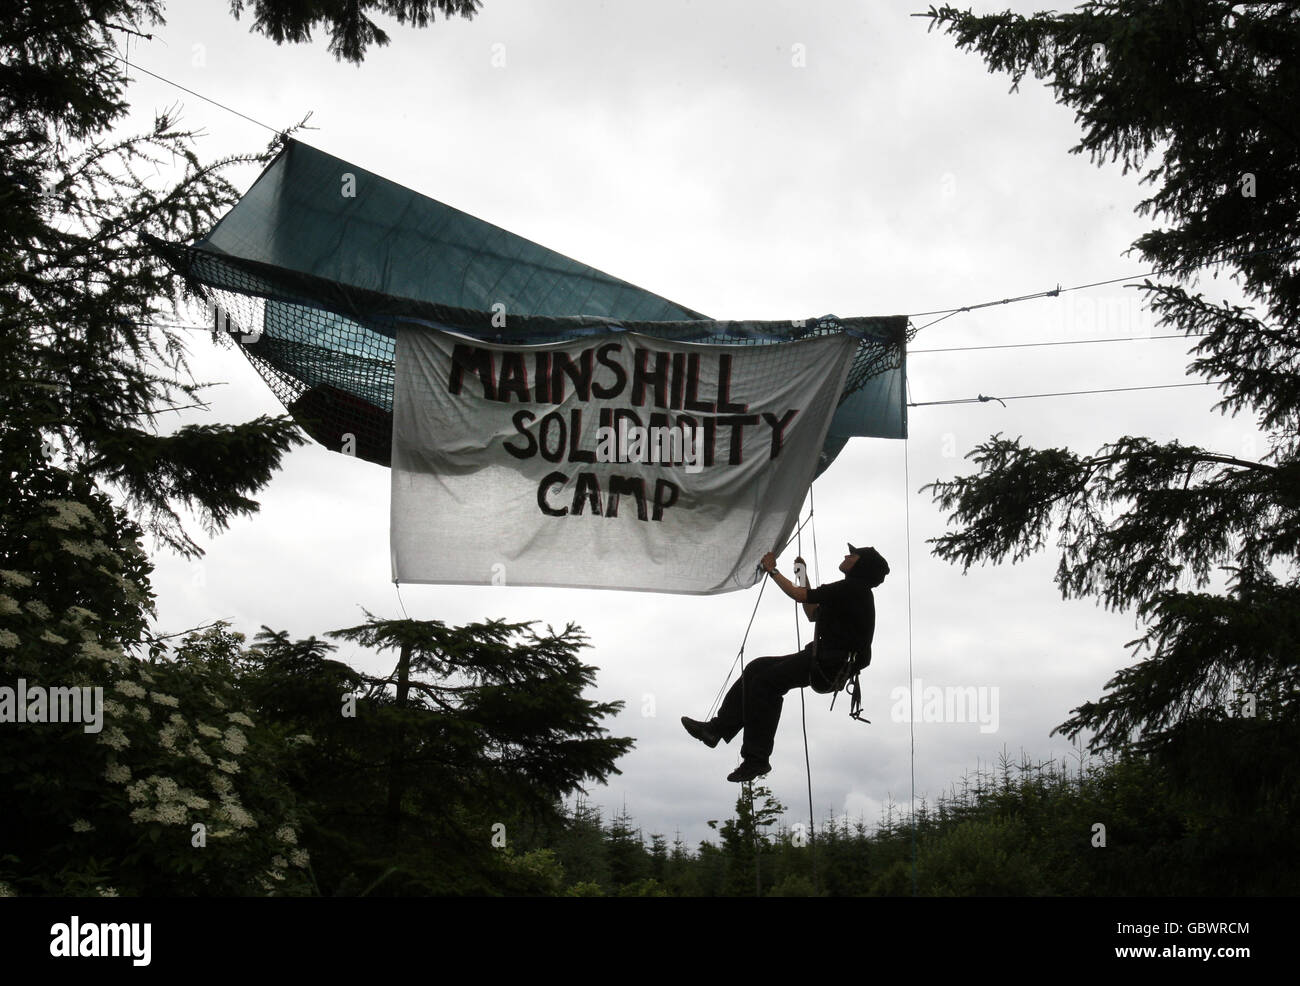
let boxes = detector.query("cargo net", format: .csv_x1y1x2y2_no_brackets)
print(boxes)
196,276,911,470
201,286,397,465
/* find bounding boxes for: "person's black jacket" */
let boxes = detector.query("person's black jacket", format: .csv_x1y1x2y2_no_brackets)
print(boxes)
806,578,875,669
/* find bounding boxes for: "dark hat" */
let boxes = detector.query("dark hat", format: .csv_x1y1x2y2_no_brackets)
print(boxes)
847,543,889,588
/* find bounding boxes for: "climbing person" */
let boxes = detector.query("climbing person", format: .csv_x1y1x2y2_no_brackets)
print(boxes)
681,543,889,782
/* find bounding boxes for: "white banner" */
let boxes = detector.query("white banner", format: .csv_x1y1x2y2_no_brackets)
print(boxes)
391,323,857,593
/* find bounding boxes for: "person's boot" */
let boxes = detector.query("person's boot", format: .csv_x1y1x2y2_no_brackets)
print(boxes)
726,758,771,783
680,716,721,748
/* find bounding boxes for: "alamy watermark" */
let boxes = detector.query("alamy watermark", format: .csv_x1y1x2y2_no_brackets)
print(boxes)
0,679,103,733
594,419,705,474
890,677,999,733
50,916,150,966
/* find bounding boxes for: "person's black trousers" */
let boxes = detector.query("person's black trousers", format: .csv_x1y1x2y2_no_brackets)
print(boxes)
712,642,816,762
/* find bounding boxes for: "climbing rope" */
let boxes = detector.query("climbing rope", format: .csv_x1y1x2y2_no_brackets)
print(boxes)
904,434,917,896
705,575,766,721
699,547,769,895
795,505,819,894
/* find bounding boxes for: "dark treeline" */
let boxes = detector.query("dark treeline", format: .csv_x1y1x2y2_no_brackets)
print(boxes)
518,745,1298,897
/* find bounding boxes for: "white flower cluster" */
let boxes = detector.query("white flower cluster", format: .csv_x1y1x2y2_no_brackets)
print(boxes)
79,640,125,664
197,724,222,739
39,630,69,646
286,733,316,748
23,600,52,620
157,722,182,751
227,712,255,728
149,691,180,707
113,680,147,699
131,803,187,825
217,797,256,829
159,710,188,743
96,727,130,750
0,630,18,649
157,803,188,824
0,570,33,588
221,727,248,756
125,775,210,827
71,819,94,833
186,739,213,765
65,606,99,624
104,760,131,784
0,595,20,616
41,499,97,531
275,825,298,845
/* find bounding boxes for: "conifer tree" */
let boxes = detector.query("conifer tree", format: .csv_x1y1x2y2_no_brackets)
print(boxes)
229,0,481,64
918,2,1300,795
5,2,485,557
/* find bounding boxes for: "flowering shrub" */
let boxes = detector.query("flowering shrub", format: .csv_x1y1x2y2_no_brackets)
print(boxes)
0,460,309,895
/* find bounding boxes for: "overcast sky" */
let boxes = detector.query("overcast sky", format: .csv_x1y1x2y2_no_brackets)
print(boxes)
111,0,1261,849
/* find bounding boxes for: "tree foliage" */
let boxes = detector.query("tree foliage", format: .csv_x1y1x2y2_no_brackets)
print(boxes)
3,2,311,559
228,0,482,64
521,745,1297,896
176,616,634,895
6,0,488,558
916,2,1300,775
